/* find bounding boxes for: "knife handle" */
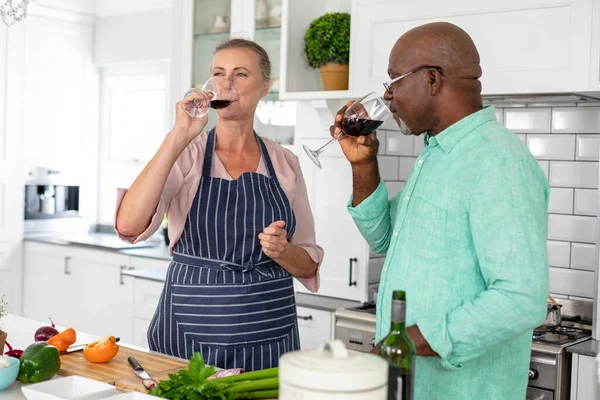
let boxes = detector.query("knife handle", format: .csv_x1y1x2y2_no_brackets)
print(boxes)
128,356,142,371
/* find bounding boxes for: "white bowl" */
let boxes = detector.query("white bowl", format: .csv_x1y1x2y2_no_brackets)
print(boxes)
107,393,156,400
21,376,116,400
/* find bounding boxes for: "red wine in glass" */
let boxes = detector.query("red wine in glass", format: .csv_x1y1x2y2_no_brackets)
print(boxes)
341,118,384,137
210,99,232,109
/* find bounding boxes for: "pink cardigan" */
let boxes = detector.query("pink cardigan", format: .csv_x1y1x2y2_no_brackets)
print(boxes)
114,132,323,292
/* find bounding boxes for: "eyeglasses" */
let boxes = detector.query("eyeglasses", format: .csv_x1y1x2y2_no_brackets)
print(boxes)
383,65,443,93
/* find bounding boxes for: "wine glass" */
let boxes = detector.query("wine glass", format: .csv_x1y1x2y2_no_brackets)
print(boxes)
183,77,239,118
303,92,393,169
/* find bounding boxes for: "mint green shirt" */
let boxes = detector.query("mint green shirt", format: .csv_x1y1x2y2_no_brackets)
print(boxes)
348,107,550,400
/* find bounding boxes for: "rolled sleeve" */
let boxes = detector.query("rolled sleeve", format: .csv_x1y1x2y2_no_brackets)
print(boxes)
416,157,549,369
347,179,393,254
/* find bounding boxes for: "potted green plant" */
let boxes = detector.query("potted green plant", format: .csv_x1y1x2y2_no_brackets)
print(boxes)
304,12,351,90
0,295,7,354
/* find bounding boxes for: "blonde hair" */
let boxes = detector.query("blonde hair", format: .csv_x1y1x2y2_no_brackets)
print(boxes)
214,38,272,82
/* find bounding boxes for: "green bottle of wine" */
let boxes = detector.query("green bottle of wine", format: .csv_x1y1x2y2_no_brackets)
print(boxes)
379,290,416,400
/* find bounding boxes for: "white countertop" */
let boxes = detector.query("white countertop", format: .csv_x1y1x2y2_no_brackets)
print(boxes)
0,314,102,399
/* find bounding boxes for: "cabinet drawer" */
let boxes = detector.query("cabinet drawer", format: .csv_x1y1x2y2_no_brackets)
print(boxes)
134,279,164,319
296,306,333,350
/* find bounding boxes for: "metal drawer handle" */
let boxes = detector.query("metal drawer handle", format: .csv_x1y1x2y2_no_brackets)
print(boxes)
119,265,131,285
64,256,72,275
297,315,313,321
348,257,357,286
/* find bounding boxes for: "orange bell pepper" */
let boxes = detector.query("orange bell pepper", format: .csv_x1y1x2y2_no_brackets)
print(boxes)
83,336,119,363
46,328,76,353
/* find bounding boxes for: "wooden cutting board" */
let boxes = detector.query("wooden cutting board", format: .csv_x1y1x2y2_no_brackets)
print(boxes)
115,367,181,393
57,345,188,385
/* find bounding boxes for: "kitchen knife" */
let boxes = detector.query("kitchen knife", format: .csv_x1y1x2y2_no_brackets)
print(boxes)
128,356,158,389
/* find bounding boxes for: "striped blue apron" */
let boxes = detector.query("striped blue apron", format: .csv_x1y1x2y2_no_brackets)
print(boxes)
147,128,300,371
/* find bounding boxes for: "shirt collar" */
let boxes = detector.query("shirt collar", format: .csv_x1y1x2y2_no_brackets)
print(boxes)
424,106,497,153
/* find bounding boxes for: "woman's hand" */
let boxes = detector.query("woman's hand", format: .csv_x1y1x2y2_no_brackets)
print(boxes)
259,221,289,259
173,89,212,146
331,101,379,166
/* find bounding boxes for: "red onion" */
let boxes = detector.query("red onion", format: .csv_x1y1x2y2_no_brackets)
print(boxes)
4,341,23,358
34,317,59,342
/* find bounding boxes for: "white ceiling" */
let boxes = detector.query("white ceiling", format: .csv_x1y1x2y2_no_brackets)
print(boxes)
95,0,171,17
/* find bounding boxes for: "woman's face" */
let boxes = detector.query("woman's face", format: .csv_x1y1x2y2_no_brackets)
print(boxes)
210,48,269,121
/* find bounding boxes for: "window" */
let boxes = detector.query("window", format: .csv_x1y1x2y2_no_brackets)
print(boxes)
97,62,170,224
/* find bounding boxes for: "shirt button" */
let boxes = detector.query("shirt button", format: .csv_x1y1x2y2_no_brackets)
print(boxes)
393,232,398,236
405,195,410,201
418,159,424,165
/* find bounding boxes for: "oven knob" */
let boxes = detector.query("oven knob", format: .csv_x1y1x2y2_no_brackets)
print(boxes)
528,369,538,380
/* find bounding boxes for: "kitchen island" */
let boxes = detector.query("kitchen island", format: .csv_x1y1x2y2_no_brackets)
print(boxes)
0,314,188,399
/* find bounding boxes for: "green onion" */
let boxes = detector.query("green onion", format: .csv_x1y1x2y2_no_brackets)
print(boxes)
225,377,278,394
234,390,278,399
211,367,278,384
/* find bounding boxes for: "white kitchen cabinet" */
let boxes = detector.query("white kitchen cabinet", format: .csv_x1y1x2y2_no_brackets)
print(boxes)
132,278,165,349
297,138,371,303
22,242,75,325
570,353,600,400
69,248,135,344
351,0,599,96
296,306,333,350
29,0,95,15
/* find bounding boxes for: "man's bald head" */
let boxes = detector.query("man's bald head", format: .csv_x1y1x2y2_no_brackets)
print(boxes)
385,22,484,137
389,22,482,87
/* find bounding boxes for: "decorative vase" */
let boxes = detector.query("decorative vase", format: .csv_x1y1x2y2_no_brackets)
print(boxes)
0,330,6,354
318,63,349,91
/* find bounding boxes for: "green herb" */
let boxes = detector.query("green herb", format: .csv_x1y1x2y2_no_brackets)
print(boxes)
304,12,351,69
149,353,279,400
148,353,233,400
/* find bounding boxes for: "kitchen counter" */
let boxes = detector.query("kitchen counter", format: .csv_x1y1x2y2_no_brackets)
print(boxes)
568,339,600,357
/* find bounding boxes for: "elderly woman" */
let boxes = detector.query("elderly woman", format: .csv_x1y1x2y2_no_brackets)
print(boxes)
114,39,323,371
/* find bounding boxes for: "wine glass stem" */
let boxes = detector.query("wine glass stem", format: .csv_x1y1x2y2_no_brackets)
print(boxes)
314,138,336,154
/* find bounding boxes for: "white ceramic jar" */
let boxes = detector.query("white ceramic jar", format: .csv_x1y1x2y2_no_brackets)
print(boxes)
279,339,388,399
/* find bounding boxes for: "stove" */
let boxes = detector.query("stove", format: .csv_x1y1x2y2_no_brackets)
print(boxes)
334,299,593,400
528,301,593,400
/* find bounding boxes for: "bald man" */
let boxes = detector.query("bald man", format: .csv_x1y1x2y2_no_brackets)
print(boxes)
335,22,549,399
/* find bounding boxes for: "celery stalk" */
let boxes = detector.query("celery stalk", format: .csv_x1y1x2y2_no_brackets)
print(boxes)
234,389,278,399
225,377,278,393
211,367,278,384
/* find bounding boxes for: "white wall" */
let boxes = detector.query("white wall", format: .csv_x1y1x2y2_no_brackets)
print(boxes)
95,9,172,66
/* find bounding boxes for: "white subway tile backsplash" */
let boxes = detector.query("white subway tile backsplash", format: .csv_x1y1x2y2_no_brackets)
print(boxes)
504,108,551,133
576,135,600,161
413,135,425,156
548,214,596,243
549,162,599,188
549,267,595,298
538,161,549,178
398,157,417,181
527,135,575,161
571,243,596,271
377,130,388,154
495,108,503,125
377,156,399,181
552,107,600,133
385,181,405,199
386,133,414,156
547,240,570,268
548,188,574,214
574,189,597,216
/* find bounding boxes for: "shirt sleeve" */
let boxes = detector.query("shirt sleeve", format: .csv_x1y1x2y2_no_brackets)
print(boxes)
288,154,324,293
114,142,194,244
346,179,394,254
416,157,549,369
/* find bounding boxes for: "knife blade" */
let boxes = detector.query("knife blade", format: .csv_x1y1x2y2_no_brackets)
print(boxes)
128,356,158,389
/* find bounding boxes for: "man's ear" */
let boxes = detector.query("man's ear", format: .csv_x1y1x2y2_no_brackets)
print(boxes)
427,69,442,95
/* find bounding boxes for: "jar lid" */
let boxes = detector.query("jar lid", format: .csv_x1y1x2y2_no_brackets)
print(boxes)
279,339,388,392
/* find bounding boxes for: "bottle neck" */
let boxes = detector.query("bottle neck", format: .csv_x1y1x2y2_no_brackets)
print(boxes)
390,299,406,332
